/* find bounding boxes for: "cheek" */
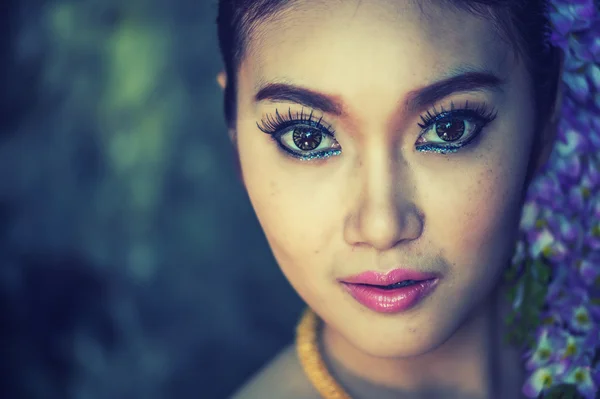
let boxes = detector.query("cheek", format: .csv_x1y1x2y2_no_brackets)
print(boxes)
425,146,529,284
237,127,338,285
455,170,520,260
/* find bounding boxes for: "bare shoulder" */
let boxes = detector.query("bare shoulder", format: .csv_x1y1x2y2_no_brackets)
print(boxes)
229,343,320,399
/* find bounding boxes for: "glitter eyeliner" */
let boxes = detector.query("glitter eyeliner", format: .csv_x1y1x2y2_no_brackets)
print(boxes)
258,101,498,160
257,107,340,161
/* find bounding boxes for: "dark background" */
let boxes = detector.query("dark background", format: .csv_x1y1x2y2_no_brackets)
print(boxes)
0,1,304,398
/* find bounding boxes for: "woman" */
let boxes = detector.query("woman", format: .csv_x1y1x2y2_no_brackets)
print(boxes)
215,0,599,398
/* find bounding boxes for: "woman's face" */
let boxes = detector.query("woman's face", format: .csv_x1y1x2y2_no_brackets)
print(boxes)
233,0,541,358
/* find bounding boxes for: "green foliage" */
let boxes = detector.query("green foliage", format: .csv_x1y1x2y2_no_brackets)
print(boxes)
540,384,585,399
504,258,552,348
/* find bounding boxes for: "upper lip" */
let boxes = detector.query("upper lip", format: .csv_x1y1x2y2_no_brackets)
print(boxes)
339,269,440,286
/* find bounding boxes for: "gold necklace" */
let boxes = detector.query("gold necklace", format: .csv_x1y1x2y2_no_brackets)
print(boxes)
295,307,352,399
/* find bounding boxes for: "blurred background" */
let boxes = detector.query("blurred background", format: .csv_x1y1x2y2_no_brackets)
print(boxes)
0,1,305,398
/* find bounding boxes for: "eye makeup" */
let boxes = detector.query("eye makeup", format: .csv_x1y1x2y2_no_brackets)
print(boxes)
256,107,341,161
257,100,498,161
415,100,498,154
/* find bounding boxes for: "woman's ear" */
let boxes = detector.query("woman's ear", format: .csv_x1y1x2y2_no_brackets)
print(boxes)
217,71,227,91
216,71,237,145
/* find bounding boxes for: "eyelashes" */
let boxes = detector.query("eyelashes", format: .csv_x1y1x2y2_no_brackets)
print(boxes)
417,100,496,128
257,101,498,161
256,108,341,161
415,100,497,154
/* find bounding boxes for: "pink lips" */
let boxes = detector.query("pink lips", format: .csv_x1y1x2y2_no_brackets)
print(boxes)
339,269,441,314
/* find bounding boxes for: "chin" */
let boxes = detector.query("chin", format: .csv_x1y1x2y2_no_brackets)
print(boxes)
353,328,452,359
325,305,456,359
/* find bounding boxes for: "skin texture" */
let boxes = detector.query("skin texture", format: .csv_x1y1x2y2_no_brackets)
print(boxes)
219,0,560,397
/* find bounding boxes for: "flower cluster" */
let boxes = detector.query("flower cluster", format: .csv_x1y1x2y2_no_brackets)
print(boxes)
508,1,600,398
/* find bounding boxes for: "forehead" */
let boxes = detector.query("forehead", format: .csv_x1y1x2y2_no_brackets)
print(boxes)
240,0,515,115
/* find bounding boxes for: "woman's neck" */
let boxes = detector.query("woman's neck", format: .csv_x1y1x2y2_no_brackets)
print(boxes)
320,283,525,399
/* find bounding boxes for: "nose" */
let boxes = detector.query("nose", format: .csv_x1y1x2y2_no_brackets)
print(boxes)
343,148,423,251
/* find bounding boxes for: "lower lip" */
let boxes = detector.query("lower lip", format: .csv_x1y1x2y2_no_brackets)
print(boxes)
341,279,439,314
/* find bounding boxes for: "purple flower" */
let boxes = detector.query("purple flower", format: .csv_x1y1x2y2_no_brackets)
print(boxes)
566,184,587,215
582,157,600,190
584,192,600,250
519,4,600,398
556,326,597,365
550,30,570,50
525,327,563,370
569,31,600,64
568,305,595,333
539,308,566,330
572,110,600,144
544,276,590,331
588,303,600,326
564,49,588,72
563,71,591,104
584,228,600,251
546,213,583,246
520,207,575,263
570,32,600,64
591,365,600,399
546,263,570,305
588,63,600,90
555,121,590,157
549,7,576,37
520,201,540,232
552,154,583,185
578,112,600,152
529,174,563,209
590,27,600,63
555,1,597,31
550,0,596,35
579,253,600,287
582,327,600,352
522,362,568,398
565,286,590,306
549,284,590,320
564,366,598,399
589,192,600,220
558,332,586,361
528,228,555,259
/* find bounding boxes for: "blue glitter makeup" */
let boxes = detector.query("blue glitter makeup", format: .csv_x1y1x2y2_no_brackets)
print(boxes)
416,144,461,154
293,149,342,161
415,101,497,154
257,107,341,161
257,101,497,161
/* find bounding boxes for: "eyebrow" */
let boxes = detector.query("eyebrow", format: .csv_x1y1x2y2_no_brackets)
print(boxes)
253,69,505,116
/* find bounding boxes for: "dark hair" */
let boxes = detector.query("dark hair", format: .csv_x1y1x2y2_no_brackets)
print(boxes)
216,0,562,179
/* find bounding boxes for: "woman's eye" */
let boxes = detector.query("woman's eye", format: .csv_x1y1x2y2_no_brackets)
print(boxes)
257,107,343,161
416,114,487,153
277,126,341,158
